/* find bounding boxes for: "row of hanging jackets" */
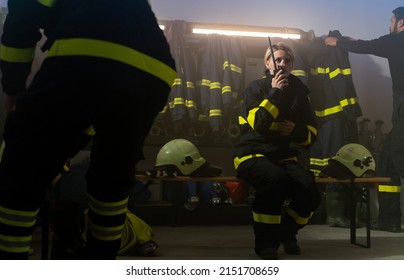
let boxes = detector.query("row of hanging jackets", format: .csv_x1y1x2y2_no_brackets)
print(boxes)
155,20,245,137
155,22,362,141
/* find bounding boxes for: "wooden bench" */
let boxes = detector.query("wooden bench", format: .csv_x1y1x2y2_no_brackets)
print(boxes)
135,175,391,248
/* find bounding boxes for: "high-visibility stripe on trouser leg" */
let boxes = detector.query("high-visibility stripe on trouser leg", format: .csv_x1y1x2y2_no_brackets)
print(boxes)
0,204,39,257
0,234,32,254
252,211,282,251
88,194,128,217
87,194,128,241
285,208,313,225
253,211,281,224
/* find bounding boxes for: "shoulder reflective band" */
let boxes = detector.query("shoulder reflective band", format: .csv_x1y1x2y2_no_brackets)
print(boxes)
37,0,57,7
48,38,177,87
0,45,36,63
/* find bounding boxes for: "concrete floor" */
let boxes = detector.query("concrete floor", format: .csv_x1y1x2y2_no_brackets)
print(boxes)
30,222,404,260
122,224,404,260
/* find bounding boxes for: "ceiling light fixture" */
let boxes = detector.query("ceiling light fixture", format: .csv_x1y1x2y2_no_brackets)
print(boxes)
192,28,301,39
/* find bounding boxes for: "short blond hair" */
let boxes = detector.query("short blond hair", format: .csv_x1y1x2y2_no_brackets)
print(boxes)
264,42,295,65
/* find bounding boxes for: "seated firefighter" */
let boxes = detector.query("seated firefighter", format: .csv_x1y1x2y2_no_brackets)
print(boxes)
233,42,322,260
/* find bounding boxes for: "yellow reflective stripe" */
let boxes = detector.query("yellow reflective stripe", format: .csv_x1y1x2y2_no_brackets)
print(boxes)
310,157,330,167
87,195,128,216
260,99,279,118
0,234,32,253
37,0,57,7
315,97,358,117
308,125,317,136
210,81,221,90
247,107,259,129
310,169,321,177
0,205,39,227
230,64,242,74
186,81,195,89
253,211,281,224
291,69,307,77
234,154,265,170
329,68,351,79
378,185,401,193
209,109,222,117
296,125,317,146
173,97,185,106
85,125,96,136
89,222,124,241
185,100,197,109
172,78,182,86
168,98,196,109
279,157,298,162
223,61,242,74
310,157,330,177
286,208,312,225
0,45,36,63
201,79,211,87
311,67,351,79
269,121,280,131
238,116,247,125
311,67,328,75
47,38,176,87
222,85,232,94
247,100,279,130
159,105,168,113
62,164,70,172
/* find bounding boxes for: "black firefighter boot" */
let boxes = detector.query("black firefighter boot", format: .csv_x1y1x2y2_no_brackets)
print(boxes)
326,191,351,228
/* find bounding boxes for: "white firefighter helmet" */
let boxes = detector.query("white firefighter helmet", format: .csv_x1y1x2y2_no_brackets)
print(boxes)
327,143,375,178
155,139,207,176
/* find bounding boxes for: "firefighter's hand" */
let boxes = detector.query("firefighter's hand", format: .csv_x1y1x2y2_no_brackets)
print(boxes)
271,69,289,91
278,120,295,136
3,94,16,113
325,37,338,46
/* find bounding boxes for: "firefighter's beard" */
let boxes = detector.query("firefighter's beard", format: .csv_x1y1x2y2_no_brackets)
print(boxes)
391,24,398,34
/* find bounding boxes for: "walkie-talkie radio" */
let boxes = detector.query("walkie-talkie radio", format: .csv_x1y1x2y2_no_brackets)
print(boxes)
268,36,284,74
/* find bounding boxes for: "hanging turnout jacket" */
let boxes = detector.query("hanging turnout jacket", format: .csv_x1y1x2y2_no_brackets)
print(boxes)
163,20,198,124
297,31,362,124
197,34,244,134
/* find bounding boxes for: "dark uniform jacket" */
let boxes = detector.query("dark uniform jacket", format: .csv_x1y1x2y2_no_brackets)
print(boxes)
0,0,176,96
336,31,404,101
234,70,317,167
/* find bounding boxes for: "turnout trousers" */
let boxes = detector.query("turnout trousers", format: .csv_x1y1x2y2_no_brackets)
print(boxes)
0,57,170,259
236,157,321,253
376,98,404,227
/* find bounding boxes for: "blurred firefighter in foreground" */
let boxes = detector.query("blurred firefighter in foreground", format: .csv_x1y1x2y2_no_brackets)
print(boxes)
0,0,176,259
233,43,321,260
